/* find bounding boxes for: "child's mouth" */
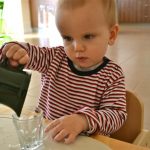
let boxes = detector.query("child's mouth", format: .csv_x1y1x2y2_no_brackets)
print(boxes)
76,57,88,61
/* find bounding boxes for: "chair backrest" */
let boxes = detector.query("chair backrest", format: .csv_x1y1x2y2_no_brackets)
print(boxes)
111,90,144,143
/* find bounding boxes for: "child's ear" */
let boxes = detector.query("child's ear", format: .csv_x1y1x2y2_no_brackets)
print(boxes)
108,24,119,45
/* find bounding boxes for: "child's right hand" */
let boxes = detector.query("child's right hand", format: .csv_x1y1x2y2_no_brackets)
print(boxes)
1,42,29,67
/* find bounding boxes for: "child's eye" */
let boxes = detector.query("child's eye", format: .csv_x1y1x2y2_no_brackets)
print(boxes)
84,34,95,40
62,36,73,42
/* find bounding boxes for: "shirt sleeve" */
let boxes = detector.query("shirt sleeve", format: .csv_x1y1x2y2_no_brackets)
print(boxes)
76,68,127,136
1,41,64,74
24,42,65,74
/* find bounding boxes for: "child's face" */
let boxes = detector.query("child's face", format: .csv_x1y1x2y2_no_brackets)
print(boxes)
56,0,118,68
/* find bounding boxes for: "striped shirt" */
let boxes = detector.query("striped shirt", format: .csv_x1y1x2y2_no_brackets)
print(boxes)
1,42,127,135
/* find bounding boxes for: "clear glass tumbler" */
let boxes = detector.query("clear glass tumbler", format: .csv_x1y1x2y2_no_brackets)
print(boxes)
12,107,46,150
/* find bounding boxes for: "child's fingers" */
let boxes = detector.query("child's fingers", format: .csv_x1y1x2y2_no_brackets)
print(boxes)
1,42,29,65
1,43,17,56
5,47,18,59
54,129,69,142
2,43,26,59
12,48,27,60
45,119,60,132
64,134,76,144
9,59,19,67
19,54,29,65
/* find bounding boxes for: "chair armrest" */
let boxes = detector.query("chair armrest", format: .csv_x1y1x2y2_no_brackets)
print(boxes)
133,129,150,148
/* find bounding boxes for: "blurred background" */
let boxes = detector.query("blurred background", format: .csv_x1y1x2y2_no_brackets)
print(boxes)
0,0,150,130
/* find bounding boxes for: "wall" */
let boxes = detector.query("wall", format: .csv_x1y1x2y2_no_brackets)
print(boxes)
29,0,38,31
3,0,32,37
117,0,150,23
29,0,57,30
21,0,32,33
4,0,24,38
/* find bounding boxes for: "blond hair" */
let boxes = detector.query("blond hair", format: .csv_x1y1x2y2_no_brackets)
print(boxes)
56,0,118,27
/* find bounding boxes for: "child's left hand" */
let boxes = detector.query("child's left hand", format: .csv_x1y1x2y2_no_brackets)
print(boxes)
45,114,88,144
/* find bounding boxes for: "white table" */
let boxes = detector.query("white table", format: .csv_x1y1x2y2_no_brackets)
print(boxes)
0,116,111,150
0,106,149,150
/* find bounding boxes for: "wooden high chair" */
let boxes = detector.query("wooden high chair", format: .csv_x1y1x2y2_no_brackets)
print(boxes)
111,90,144,143
91,90,144,143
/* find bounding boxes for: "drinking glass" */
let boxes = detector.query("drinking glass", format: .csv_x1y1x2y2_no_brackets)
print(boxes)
11,107,48,150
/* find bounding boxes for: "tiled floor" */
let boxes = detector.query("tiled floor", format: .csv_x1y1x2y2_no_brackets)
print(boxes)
19,23,150,131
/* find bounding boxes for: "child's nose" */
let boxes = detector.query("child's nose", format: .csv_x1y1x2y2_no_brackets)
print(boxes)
73,41,85,52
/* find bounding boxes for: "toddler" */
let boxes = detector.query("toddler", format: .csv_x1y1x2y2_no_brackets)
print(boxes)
0,0,127,144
